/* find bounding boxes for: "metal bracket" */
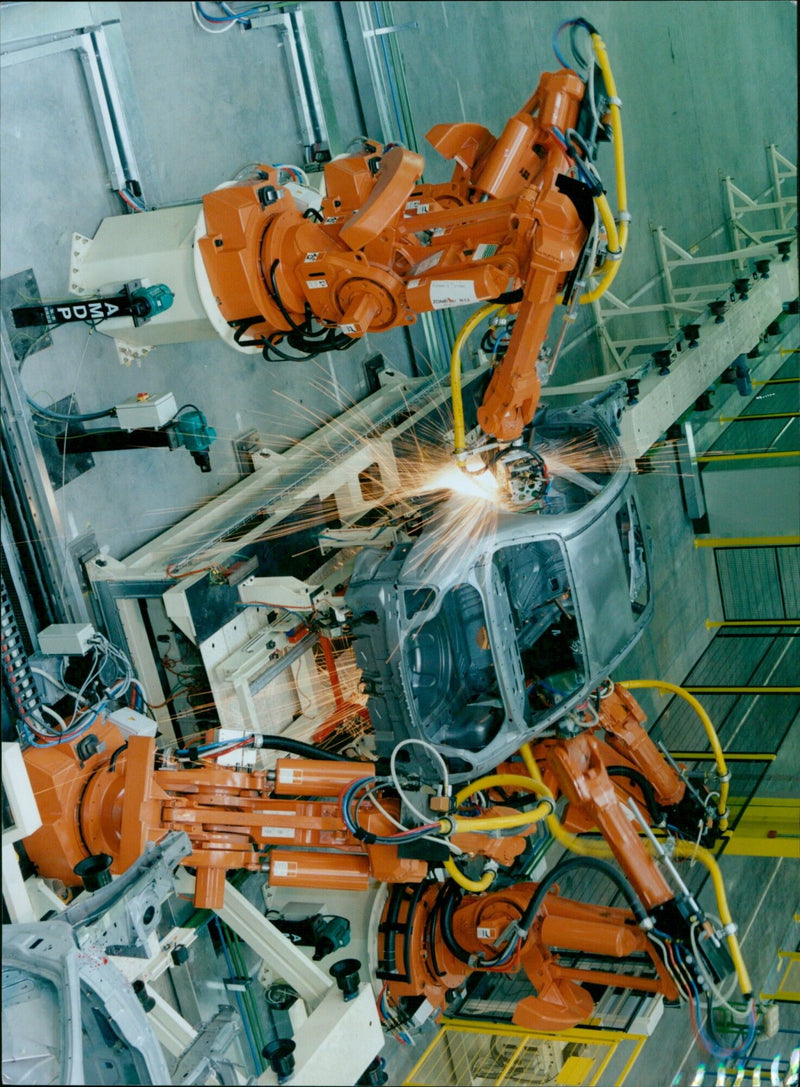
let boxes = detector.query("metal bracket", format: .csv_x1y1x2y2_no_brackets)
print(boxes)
171,1006,241,1086
2,22,143,198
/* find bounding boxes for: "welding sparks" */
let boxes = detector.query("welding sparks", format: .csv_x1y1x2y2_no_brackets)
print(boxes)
425,463,502,502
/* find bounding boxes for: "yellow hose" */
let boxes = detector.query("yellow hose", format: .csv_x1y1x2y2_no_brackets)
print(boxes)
575,32,629,304
674,841,753,997
443,773,554,891
450,302,503,455
443,855,496,893
454,773,552,806
517,744,751,997
619,680,730,831
519,743,611,858
448,774,553,833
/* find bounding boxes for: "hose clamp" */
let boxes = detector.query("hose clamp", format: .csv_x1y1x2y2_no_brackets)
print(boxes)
716,807,729,821
721,922,738,936
718,771,732,783
639,916,655,932
605,246,624,262
617,210,632,223
539,796,556,815
607,95,622,107
440,816,455,836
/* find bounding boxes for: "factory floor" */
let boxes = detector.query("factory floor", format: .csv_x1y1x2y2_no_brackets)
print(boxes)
1,3,797,1085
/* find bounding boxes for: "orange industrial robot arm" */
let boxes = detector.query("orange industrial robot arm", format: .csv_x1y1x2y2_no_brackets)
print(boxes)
196,24,621,446
20,682,746,1042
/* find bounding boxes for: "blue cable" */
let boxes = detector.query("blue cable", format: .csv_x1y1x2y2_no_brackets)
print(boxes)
552,21,575,69
552,18,596,71
176,738,247,756
26,396,115,423
196,2,262,23
671,938,756,1060
342,777,436,844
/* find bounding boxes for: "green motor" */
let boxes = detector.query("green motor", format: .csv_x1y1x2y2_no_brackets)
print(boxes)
170,409,216,472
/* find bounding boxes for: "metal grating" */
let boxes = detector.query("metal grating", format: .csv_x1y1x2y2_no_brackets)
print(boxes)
647,629,800,754
715,548,788,620
778,547,800,615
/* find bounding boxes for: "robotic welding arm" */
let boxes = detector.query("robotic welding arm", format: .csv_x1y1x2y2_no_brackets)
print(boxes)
195,19,624,446
17,680,748,1051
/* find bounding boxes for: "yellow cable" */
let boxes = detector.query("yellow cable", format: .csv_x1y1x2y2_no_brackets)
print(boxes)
443,855,496,893
574,32,629,304
454,773,552,805
450,302,503,454
674,841,753,997
619,680,730,831
518,744,751,996
450,772,553,832
519,743,610,857
442,773,554,892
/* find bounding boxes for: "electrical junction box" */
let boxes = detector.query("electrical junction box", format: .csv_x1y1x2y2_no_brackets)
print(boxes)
38,622,95,656
107,708,158,739
115,392,177,430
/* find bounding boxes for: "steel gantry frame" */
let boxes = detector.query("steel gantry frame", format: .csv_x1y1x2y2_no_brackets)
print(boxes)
588,146,796,372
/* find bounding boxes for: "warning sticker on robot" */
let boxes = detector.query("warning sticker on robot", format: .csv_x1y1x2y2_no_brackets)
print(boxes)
261,827,296,839
306,279,328,290
304,252,320,262
278,767,299,784
429,280,478,308
272,860,295,877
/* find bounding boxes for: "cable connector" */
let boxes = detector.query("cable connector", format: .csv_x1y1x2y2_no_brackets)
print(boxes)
718,770,732,783
605,246,624,262
721,921,738,937
617,210,632,223
537,796,556,815
639,915,655,932
607,95,622,107
716,808,729,822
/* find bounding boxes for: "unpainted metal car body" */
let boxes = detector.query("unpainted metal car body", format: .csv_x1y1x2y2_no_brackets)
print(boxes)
345,401,652,782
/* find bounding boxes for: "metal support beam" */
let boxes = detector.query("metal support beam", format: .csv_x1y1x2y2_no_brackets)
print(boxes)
683,685,799,694
725,798,800,857
668,752,775,762
706,619,800,628
1,20,143,197
147,989,198,1058
695,450,799,462
249,6,330,162
212,879,333,1004
613,234,797,460
586,147,796,370
694,535,800,548
1,322,91,624
673,423,706,521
